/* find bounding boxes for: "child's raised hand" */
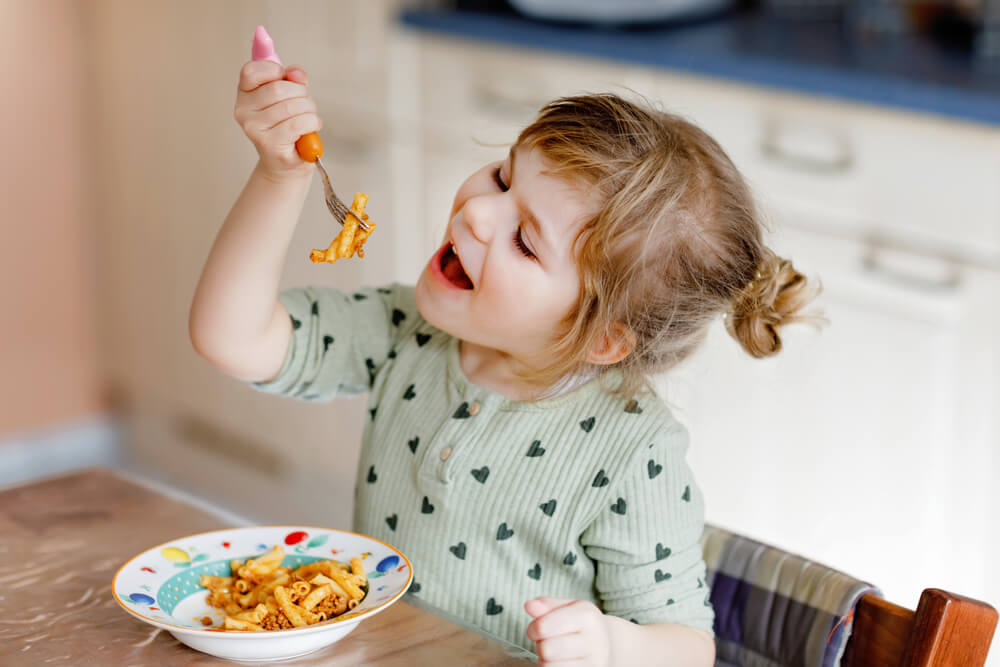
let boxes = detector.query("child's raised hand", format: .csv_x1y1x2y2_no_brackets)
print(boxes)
233,61,320,183
525,597,613,666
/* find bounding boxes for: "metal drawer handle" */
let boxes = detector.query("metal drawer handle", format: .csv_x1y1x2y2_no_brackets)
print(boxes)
760,120,854,174
861,242,962,293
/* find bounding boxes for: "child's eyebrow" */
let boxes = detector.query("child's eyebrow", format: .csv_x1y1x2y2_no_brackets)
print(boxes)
508,147,553,257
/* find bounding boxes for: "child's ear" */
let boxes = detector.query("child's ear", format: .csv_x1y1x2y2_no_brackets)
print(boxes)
586,323,635,366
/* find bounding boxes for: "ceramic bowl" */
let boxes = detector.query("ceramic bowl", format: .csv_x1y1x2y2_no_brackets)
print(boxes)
112,526,412,662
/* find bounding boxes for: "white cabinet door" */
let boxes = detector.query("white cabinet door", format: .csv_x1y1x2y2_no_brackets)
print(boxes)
661,217,996,609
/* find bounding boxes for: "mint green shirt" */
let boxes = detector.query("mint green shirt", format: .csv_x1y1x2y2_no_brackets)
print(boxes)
251,283,714,651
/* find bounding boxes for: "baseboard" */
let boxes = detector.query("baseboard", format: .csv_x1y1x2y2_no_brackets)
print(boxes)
0,416,122,489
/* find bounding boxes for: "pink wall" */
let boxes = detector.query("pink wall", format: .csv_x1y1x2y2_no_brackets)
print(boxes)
0,0,105,434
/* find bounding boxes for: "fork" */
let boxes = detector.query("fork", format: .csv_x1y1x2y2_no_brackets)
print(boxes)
252,25,370,231
295,133,371,231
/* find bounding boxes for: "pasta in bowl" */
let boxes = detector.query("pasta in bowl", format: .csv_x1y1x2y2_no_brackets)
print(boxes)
112,526,412,662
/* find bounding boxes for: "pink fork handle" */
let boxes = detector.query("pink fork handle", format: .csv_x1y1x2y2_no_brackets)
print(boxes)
252,25,283,65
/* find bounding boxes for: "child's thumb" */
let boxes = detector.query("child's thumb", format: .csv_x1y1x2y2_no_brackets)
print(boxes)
284,66,308,85
524,597,573,618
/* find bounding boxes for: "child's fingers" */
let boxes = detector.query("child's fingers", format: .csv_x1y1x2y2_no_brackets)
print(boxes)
262,112,323,155
237,60,285,92
526,600,602,642
251,96,319,133
283,65,308,85
524,597,575,618
240,79,310,114
534,633,589,664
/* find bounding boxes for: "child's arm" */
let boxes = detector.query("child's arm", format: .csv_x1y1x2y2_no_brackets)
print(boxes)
612,618,714,666
189,61,319,382
525,598,714,666
529,421,715,664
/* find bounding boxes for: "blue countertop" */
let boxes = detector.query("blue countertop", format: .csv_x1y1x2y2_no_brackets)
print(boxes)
400,8,1000,127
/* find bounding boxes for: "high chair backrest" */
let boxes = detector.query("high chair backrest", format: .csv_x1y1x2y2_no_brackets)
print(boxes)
701,524,998,667
844,587,997,667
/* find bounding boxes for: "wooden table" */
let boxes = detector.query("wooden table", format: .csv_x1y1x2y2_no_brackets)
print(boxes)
0,468,534,665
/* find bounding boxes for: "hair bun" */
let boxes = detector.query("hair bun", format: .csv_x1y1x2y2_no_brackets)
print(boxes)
725,250,819,358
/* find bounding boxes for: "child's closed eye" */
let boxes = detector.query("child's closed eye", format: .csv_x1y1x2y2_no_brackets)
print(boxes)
494,166,537,260
513,227,535,259
492,166,508,192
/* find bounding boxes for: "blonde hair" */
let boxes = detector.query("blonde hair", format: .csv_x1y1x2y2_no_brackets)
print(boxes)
515,93,821,399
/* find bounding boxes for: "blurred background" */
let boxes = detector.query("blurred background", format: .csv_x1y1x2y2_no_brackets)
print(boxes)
3,0,999,660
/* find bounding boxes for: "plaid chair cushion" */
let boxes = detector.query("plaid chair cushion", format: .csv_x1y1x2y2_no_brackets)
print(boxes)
701,524,882,667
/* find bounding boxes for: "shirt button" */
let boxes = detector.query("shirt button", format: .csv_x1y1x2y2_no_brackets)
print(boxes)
440,447,452,461
468,401,481,416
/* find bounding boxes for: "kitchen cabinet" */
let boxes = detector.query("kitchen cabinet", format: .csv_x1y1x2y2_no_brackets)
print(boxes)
667,219,999,611
396,33,1000,614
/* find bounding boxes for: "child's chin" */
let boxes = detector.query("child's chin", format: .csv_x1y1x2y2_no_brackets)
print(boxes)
413,276,440,321
414,280,460,337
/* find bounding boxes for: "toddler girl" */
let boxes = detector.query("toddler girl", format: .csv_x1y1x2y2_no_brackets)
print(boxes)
190,60,817,665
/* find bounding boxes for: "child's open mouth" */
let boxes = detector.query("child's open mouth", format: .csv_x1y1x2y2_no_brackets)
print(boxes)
440,242,474,290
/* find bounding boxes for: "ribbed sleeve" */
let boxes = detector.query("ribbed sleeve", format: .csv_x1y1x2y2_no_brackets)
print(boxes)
251,283,417,400
581,422,714,630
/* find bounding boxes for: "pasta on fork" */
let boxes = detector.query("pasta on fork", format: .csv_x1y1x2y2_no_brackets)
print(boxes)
310,192,375,264
200,545,368,631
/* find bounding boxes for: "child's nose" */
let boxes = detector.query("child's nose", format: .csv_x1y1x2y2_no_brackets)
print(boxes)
462,194,503,244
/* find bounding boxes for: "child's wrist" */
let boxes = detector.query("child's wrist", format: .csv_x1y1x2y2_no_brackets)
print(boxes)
254,160,314,188
603,613,636,665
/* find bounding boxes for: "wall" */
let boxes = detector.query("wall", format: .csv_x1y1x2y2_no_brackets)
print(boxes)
0,0,105,436
85,0,411,529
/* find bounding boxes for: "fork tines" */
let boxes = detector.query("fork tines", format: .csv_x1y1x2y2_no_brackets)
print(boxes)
326,193,370,231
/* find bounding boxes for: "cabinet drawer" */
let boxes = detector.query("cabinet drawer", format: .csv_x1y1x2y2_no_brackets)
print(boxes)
418,36,650,147
852,112,1000,260
643,70,1000,262
639,71,864,230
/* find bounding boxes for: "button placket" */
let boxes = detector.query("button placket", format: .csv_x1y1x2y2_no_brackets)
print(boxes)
435,427,463,482
434,397,491,482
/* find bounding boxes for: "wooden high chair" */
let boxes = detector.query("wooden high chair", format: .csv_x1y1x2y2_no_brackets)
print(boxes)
701,524,998,667
845,588,997,667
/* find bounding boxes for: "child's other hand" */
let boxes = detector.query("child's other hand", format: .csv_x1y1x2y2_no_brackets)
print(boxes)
234,60,320,183
525,597,612,666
